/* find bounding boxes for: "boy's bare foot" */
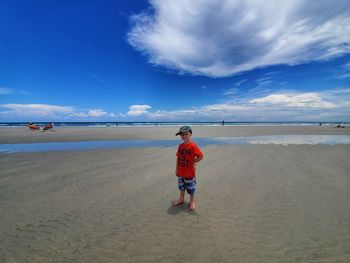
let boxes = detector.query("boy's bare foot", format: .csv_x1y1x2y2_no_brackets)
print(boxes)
189,202,196,211
172,199,184,206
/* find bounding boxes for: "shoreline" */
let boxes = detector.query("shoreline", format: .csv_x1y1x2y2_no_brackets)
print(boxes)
1,125,350,144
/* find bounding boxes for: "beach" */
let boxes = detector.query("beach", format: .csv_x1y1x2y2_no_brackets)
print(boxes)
1,126,350,262
0,125,350,144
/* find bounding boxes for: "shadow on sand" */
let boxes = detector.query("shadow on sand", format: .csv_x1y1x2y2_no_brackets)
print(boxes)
167,202,199,216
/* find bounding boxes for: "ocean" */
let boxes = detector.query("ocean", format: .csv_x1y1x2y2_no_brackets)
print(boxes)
0,121,348,127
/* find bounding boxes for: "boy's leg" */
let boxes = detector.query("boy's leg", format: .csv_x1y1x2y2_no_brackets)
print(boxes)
172,177,185,206
189,194,196,211
172,190,185,206
185,177,196,210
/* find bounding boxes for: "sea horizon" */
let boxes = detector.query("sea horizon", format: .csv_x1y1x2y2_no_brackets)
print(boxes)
1,121,350,128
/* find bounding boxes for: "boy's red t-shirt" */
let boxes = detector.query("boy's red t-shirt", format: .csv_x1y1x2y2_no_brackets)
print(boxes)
176,141,203,178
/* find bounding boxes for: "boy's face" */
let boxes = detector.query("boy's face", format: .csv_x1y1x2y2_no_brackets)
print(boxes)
180,131,191,143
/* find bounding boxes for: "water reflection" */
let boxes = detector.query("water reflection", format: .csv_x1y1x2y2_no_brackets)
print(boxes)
1,135,350,153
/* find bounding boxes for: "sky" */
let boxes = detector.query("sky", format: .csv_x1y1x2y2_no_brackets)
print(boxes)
0,0,350,122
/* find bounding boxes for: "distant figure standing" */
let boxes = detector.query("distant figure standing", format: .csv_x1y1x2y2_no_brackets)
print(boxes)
319,122,322,126
221,120,225,126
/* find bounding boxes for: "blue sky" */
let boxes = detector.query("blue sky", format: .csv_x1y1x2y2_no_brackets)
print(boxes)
0,0,350,122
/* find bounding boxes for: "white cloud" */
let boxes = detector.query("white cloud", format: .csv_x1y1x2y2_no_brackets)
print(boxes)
141,103,252,121
87,109,112,117
0,87,30,95
0,104,121,120
334,62,350,79
70,109,116,118
236,79,247,86
127,104,152,116
319,88,350,108
123,88,350,121
249,93,336,109
256,77,273,86
128,0,350,77
0,88,13,95
222,88,239,96
0,104,74,117
1,89,349,121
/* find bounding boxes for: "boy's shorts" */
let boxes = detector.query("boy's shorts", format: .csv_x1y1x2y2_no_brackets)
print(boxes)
178,176,196,195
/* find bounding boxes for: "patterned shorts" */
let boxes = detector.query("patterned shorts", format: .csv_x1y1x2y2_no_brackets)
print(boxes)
178,176,196,195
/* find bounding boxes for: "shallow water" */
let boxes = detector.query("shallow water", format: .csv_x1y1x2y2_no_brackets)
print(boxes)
1,135,350,153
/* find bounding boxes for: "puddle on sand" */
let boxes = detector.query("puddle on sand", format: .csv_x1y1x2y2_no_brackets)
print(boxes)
1,135,350,153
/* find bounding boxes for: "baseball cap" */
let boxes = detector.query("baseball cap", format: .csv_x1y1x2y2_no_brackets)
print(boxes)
175,126,192,136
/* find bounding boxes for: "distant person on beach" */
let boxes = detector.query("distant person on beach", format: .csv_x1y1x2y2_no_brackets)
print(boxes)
28,122,40,130
172,126,204,211
43,122,54,131
222,120,225,126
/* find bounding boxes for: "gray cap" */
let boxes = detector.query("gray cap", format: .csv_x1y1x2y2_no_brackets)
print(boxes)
176,126,192,136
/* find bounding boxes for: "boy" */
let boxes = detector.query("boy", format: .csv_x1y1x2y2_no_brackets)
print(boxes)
172,126,204,211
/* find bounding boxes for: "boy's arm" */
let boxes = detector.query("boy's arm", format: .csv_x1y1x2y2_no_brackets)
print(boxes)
175,157,178,176
194,156,203,164
193,156,203,172
193,144,203,165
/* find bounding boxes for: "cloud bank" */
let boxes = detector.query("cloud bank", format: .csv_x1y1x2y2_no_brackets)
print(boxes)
1,89,349,121
122,88,350,121
0,104,120,120
128,0,350,77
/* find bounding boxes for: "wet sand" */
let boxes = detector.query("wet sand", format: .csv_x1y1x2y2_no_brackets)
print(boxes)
1,143,350,262
0,125,349,143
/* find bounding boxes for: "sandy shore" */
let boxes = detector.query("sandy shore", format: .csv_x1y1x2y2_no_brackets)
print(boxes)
1,143,350,262
0,125,350,143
